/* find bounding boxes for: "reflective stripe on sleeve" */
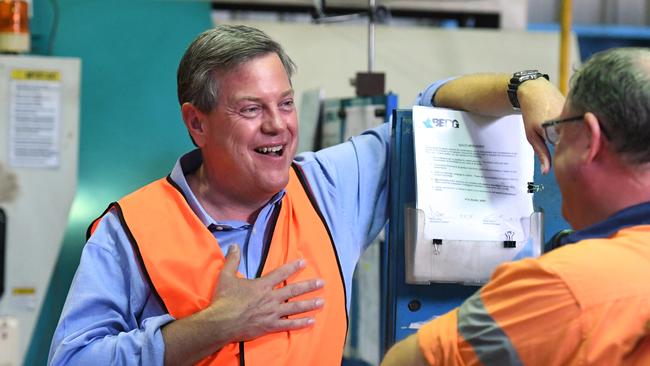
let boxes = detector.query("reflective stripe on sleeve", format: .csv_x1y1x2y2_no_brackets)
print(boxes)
458,291,523,366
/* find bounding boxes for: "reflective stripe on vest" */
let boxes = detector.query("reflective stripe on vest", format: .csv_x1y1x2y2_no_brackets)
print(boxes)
89,165,347,365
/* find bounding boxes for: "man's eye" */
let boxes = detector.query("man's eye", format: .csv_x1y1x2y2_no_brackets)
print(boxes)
241,106,261,117
280,100,295,111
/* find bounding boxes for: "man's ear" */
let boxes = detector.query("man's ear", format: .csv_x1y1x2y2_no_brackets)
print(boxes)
181,102,207,147
583,112,604,163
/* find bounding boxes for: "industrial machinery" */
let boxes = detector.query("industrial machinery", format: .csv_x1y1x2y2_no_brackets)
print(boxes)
0,54,80,366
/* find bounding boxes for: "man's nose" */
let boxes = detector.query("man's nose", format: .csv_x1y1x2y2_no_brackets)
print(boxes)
262,109,286,133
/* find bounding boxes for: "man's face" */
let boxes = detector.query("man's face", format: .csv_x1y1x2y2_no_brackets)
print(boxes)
552,103,588,228
198,53,298,203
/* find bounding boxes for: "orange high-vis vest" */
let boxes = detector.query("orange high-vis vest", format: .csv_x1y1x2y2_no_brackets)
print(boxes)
88,165,348,365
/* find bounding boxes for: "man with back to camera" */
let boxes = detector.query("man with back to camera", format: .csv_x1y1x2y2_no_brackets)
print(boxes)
382,47,650,365
48,24,560,365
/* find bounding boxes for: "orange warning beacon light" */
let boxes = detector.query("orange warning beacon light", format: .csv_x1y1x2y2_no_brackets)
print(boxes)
0,0,30,53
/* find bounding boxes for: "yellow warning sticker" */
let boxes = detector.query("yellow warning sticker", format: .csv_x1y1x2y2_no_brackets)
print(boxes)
10,69,60,81
12,287,36,295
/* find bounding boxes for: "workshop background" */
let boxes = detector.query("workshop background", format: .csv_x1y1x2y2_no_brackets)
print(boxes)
0,1,648,365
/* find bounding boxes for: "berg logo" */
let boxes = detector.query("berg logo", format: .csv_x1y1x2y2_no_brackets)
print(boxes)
422,118,460,129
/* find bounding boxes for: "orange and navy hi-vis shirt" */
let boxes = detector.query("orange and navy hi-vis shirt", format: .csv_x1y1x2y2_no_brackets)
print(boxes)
88,164,348,366
418,201,650,365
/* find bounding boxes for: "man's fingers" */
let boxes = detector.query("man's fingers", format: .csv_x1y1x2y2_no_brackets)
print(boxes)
274,279,324,301
532,135,552,175
260,259,306,286
526,129,552,175
268,317,316,333
278,298,325,317
222,244,241,275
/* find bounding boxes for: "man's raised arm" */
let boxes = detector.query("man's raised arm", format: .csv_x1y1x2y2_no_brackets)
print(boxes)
433,73,565,174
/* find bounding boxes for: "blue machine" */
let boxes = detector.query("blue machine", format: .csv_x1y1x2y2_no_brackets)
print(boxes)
381,109,570,354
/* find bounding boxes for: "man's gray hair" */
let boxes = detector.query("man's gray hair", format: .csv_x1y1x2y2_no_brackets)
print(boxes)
568,47,650,164
177,24,296,113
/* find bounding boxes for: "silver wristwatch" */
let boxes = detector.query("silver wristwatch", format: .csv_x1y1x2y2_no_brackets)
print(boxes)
507,70,549,109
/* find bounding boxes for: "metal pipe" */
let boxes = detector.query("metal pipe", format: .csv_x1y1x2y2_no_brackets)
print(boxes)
313,12,366,24
559,0,573,95
368,0,375,72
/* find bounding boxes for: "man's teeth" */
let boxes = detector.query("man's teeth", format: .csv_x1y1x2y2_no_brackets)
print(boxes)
256,145,283,154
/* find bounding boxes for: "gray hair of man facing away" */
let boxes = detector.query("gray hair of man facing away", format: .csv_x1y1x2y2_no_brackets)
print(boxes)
567,47,650,165
177,24,297,114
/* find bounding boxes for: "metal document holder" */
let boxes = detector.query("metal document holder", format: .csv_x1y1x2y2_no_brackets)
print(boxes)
404,207,543,285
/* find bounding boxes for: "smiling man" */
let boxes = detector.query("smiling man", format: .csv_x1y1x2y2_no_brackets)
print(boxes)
181,52,299,222
48,24,394,366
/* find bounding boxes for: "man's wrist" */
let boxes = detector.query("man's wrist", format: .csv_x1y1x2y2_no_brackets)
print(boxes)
517,77,552,110
507,70,549,110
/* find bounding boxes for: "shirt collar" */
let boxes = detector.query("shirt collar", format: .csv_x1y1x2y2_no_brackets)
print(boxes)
168,149,286,228
550,201,650,249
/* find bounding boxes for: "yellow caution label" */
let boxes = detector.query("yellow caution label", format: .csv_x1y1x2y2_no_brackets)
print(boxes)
12,287,36,295
11,69,60,81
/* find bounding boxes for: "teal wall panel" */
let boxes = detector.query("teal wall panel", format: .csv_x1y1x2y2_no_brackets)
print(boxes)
26,1,212,364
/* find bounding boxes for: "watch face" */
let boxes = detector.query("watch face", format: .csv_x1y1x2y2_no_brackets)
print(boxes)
515,70,540,78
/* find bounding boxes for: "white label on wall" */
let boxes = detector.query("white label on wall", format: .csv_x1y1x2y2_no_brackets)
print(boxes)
8,69,61,169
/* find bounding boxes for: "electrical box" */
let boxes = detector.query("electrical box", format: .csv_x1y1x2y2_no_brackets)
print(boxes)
0,55,80,366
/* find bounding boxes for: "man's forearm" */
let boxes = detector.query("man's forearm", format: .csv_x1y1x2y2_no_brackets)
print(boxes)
433,73,512,117
431,72,564,174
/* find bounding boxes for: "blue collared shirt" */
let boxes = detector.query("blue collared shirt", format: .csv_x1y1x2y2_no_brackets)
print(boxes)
48,81,446,365
169,149,286,278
